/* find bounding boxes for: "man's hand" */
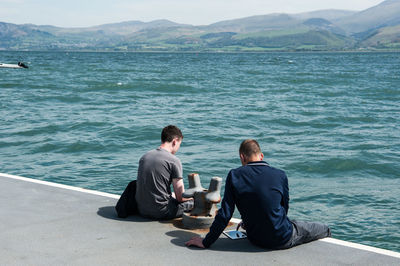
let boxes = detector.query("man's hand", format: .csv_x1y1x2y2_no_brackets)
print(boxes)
236,221,246,231
185,236,205,248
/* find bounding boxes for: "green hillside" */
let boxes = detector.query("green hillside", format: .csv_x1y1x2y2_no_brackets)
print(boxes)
114,27,353,52
208,29,352,51
359,25,400,48
1,0,399,52
335,0,400,34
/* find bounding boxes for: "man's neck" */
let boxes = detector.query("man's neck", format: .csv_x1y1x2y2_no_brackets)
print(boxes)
245,159,262,165
159,143,173,153
242,153,264,165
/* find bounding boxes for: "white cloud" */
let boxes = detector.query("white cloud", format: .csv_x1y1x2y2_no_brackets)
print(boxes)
0,0,25,3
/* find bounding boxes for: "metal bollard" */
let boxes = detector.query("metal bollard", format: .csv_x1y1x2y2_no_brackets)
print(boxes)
182,174,222,229
182,173,204,198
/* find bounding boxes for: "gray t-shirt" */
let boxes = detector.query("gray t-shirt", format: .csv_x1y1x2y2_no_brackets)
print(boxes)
135,147,183,218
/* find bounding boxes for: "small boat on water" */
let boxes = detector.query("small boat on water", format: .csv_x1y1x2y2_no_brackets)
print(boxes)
0,62,29,69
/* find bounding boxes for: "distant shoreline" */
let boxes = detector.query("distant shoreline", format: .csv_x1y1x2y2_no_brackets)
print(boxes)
0,49,400,54
1,49,399,53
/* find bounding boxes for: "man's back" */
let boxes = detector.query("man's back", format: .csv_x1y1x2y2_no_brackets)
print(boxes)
187,139,330,250
135,148,182,219
203,161,293,248
230,161,293,248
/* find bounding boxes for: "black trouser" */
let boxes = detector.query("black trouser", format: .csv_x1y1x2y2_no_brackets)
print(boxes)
278,220,331,249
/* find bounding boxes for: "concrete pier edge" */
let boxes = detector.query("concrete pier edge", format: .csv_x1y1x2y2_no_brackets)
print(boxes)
1,172,399,259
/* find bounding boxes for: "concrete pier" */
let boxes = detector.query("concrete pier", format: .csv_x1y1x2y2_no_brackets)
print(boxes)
1,173,399,265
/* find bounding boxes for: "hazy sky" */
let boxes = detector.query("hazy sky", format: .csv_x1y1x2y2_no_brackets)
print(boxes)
0,0,385,27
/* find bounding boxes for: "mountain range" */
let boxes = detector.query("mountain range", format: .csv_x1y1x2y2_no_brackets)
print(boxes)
1,0,400,51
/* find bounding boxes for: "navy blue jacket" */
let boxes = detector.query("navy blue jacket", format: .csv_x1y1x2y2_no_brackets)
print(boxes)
203,161,293,248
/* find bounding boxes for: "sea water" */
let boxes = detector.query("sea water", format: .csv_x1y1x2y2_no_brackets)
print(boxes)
1,51,399,252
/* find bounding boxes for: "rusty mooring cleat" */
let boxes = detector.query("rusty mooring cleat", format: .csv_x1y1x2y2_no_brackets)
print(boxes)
182,174,222,229
183,173,204,196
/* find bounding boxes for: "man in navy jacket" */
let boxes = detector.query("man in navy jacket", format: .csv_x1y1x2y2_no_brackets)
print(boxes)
186,139,330,249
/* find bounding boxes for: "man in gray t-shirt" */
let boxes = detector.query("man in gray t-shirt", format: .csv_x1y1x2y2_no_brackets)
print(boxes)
135,125,193,219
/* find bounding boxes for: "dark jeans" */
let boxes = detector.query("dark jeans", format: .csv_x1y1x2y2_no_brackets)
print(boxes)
165,198,194,219
278,220,331,249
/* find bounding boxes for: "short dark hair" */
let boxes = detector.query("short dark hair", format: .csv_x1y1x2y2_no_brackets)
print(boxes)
161,125,183,143
239,139,261,158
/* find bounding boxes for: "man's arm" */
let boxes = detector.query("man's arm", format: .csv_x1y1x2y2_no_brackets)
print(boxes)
186,171,236,248
172,178,192,202
282,172,289,214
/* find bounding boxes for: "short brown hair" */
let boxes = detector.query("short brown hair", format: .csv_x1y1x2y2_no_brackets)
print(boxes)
161,125,183,143
239,139,261,158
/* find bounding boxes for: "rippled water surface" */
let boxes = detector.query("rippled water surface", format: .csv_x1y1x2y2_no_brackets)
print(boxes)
1,51,399,252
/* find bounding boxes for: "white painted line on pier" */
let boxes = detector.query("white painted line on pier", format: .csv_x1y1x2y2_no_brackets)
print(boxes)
230,218,242,224
1,172,400,259
0,172,120,199
320,238,400,259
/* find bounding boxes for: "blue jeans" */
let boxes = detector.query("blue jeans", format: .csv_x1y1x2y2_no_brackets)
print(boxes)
278,220,331,249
